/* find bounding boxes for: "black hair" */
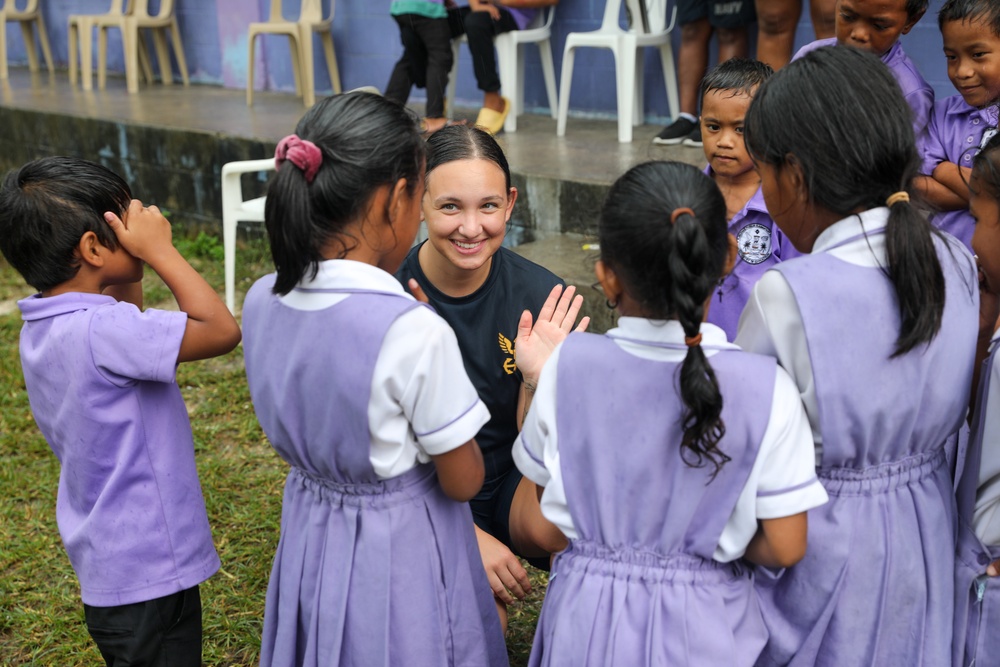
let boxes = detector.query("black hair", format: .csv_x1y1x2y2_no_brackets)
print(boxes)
699,57,774,106
939,0,1000,36
972,132,1000,200
906,0,929,20
599,160,731,478
265,92,425,295
0,156,131,292
745,45,944,357
425,124,511,190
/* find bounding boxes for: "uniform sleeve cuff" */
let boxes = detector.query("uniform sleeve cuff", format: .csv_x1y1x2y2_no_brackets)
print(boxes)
756,478,829,519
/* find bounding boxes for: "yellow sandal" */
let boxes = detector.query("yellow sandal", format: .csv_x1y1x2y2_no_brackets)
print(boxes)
474,96,511,135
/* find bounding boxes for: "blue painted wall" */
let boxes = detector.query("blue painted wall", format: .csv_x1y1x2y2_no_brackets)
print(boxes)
6,0,955,124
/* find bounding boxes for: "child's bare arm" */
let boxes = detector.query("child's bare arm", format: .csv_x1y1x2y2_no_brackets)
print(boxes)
514,284,589,428
104,200,241,362
430,439,486,502
743,513,808,568
914,174,968,210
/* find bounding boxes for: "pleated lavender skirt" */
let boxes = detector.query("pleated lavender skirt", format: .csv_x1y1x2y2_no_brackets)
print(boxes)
755,448,955,667
527,540,765,667
259,464,508,667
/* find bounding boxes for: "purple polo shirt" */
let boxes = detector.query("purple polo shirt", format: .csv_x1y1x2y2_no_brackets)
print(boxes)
18,293,219,606
794,39,934,148
922,95,999,249
703,166,798,340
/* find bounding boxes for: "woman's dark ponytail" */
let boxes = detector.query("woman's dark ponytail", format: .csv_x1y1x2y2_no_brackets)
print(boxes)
599,161,730,478
265,93,424,295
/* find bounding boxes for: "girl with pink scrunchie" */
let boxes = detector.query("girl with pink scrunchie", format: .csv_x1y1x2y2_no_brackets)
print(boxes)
242,92,508,667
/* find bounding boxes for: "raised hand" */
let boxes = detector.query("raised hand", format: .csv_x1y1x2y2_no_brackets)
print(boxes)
515,284,590,385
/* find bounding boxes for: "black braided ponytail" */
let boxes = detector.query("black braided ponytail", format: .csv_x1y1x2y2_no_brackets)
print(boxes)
599,161,731,478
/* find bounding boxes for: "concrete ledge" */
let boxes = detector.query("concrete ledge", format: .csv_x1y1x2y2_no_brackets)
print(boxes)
512,233,617,335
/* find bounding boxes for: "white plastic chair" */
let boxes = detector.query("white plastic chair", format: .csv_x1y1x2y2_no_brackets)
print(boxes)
94,0,190,93
69,1,155,91
247,0,342,108
221,158,275,313
447,6,558,132
557,0,678,143
0,0,53,79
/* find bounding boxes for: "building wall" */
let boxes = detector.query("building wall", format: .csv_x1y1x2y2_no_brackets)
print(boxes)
8,0,955,124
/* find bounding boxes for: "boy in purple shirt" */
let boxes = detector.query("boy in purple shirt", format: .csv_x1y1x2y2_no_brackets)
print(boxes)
917,0,1000,250
793,0,932,147
0,157,241,666
698,58,795,340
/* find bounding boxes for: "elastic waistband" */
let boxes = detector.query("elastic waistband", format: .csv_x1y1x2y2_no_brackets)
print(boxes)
556,540,747,584
818,446,947,496
288,464,438,508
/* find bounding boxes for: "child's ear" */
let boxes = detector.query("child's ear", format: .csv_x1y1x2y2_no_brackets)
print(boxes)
595,260,622,305
901,9,925,35
76,231,106,268
722,233,739,278
388,177,409,224
784,153,808,202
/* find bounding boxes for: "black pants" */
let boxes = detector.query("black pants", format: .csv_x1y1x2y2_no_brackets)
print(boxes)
458,7,519,93
385,13,458,118
84,586,202,667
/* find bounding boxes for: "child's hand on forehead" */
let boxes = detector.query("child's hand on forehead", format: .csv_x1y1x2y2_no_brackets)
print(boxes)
103,199,174,262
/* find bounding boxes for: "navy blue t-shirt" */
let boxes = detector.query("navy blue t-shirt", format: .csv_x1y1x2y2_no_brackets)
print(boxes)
397,242,562,480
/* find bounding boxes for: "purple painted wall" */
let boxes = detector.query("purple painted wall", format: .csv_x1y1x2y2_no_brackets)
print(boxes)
4,0,956,124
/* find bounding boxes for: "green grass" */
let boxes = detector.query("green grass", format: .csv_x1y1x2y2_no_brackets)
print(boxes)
0,234,546,665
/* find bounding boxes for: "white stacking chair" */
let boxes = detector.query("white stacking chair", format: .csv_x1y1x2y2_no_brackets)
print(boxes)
447,6,558,132
221,158,275,313
69,1,156,91
93,0,190,93
247,0,342,108
557,0,678,143
0,0,53,79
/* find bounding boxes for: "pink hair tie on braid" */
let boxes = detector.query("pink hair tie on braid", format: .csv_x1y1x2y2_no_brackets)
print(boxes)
275,134,323,184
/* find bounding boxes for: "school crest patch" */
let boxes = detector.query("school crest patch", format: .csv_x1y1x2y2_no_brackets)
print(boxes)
737,223,772,265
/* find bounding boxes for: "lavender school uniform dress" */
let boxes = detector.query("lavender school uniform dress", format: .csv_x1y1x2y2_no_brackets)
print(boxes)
521,333,776,666
753,231,977,667
953,335,1000,666
242,272,506,667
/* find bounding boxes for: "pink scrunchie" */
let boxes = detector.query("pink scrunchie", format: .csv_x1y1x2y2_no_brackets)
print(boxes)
275,134,323,183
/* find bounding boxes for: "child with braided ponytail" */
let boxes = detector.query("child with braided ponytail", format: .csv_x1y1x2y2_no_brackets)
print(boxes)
512,160,826,667
737,45,979,666
242,92,507,667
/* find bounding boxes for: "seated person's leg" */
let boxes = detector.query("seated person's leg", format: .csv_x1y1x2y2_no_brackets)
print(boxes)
461,8,518,115
653,2,711,145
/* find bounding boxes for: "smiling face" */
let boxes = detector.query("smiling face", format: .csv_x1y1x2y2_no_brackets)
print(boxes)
943,17,1000,109
700,88,756,182
972,171,1000,294
420,158,516,291
835,0,919,56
